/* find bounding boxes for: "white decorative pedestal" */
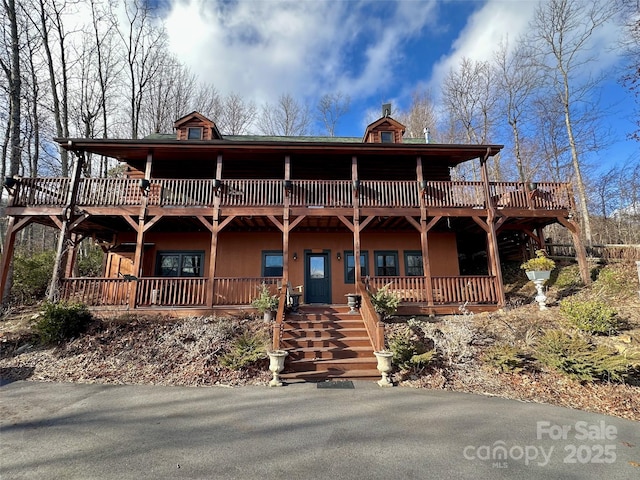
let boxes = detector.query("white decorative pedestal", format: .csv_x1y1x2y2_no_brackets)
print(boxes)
526,270,551,311
374,351,394,387
268,350,288,387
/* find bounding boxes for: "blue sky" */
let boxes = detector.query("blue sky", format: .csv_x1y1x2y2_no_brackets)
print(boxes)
160,0,637,173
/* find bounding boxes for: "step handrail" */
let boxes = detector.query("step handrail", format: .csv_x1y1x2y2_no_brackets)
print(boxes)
357,279,385,352
272,286,288,350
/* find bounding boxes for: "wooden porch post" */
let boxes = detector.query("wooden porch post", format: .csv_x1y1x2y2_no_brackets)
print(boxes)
48,152,84,302
351,156,362,284
416,157,434,306
129,152,153,308
283,155,291,284
206,154,224,307
479,149,506,307
0,217,32,302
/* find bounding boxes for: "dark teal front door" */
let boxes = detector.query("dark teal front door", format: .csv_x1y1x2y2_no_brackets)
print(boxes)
305,252,331,304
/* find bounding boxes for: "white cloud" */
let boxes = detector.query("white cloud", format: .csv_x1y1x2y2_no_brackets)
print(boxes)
429,0,538,91
162,0,438,105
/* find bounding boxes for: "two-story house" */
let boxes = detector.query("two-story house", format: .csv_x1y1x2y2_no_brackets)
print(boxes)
0,109,588,378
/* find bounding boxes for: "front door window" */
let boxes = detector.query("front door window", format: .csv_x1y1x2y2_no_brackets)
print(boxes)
305,252,331,303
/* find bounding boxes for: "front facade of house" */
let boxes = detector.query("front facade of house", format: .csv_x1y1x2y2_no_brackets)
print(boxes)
0,111,588,326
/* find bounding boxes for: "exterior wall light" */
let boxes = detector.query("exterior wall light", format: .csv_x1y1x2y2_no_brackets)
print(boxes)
352,179,360,191
283,179,293,191
213,178,222,189
293,252,298,261
420,179,428,190
336,252,342,261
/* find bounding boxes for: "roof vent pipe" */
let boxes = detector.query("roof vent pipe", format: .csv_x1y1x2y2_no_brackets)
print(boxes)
382,103,391,117
423,127,430,144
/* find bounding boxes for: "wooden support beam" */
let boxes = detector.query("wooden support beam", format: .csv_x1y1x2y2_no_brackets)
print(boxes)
337,215,354,232
128,152,154,308
267,215,284,232
0,217,33,302
196,215,214,232
122,215,138,230
360,215,375,230
142,215,162,233
424,216,441,233
289,215,306,231
218,215,235,231
49,215,63,230
404,215,421,231
472,216,490,233
206,217,220,308
48,152,84,302
69,213,90,231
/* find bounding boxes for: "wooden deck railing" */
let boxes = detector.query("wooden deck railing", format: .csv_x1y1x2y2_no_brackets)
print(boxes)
289,180,351,207
210,277,280,305
61,278,131,306
369,275,499,305
272,287,288,350
136,277,208,306
360,180,420,208
11,177,574,212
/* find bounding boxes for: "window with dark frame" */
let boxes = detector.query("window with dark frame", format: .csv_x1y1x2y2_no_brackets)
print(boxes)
374,251,399,276
156,251,204,277
404,251,424,276
344,251,369,284
380,131,394,143
262,251,284,277
187,127,203,140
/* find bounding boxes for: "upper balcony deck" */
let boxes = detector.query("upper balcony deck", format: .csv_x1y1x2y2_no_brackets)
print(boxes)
9,177,575,213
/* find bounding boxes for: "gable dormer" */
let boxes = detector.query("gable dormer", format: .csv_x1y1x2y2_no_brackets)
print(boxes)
174,111,223,140
362,105,405,143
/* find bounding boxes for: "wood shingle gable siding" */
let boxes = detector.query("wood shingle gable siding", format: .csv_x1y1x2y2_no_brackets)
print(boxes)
174,111,222,140
362,116,406,143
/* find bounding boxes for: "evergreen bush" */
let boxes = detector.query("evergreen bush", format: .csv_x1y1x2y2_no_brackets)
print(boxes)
36,301,93,344
535,330,635,382
220,331,268,370
560,299,619,334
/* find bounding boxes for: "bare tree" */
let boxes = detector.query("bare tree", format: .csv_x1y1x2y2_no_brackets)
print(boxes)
396,89,438,140
116,0,168,139
258,93,312,136
494,39,539,184
31,0,78,175
316,92,350,136
0,0,22,180
618,0,640,141
529,0,619,245
218,92,256,135
443,57,500,180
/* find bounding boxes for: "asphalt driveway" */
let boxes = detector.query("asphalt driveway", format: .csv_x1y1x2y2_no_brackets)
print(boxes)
0,380,638,480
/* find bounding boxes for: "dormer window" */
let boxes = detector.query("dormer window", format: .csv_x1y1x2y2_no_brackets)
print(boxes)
380,131,394,143
187,127,203,140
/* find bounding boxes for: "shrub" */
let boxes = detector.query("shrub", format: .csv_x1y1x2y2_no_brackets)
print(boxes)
595,266,636,298
520,249,555,272
388,326,435,370
554,264,583,289
251,283,279,314
560,299,619,334
220,331,268,370
370,284,401,318
36,301,93,344
410,317,476,367
535,330,635,382
484,344,526,373
12,250,55,303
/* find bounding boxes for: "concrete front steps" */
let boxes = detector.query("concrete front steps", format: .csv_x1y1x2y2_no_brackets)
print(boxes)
280,306,380,381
